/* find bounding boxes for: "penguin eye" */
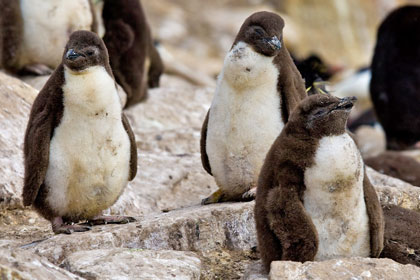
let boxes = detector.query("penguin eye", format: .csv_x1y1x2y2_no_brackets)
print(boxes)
313,108,327,117
254,27,265,36
86,50,94,56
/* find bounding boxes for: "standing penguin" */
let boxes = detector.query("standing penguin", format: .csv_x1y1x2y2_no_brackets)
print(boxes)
200,11,307,204
102,0,164,107
255,94,384,272
370,5,420,150
23,31,137,234
0,0,97,74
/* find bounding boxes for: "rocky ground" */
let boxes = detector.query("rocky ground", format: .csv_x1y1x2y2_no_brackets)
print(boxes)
2,1,420,279
1,70,420,279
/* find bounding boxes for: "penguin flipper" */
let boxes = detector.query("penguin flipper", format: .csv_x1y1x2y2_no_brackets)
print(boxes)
23,66,65,206
122,113,137,181
147,41,164,88
103,20,135,54
363,167,385,257
266,185,318,262
278,57,307,122
200,110,212,175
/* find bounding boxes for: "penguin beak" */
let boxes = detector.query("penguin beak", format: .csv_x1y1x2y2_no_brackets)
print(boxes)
336,96,357,110
65,49,84,61
267,36,282,50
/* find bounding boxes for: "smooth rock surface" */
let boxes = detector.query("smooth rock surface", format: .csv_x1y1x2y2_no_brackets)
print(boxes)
28,202,255,263
0,71,37,209
0,248,81,280
269,257,420,280
62,249,201,280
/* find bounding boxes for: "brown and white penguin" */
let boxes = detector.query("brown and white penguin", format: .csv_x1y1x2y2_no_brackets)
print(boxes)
102,0,163,107
200,11,307,204
0,0,97,75
23,30,137,234
255,94,384,272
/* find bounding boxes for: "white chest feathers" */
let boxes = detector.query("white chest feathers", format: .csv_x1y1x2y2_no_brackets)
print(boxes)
19,0,93,68
303,133,370,260
206,42,283,196
45,66,131,219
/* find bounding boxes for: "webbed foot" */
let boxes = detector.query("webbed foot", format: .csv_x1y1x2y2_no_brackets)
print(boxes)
201,188,227,205
86,215,136,226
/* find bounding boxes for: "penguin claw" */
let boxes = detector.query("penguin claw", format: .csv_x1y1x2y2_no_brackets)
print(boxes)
241,187,257,201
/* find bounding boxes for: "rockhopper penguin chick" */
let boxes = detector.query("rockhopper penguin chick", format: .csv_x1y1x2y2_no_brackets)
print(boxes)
200,11,307,204
102,0,164,107
23,31,137,234
255,94,384,272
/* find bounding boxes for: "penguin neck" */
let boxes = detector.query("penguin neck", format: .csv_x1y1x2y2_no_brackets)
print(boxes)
62,65,121,115
220,41,279,92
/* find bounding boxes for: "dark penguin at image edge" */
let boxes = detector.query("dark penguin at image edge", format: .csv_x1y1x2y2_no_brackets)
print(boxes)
370,5,420,150
200,11,307,204
255,94,384,272
23,30,137,234
102,0,164,108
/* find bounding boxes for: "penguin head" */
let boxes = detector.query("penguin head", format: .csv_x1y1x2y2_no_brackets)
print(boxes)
287,94,357,137
63,30,109,72
232,11,285,57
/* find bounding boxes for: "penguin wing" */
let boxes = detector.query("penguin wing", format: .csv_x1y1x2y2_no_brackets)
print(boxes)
200,110,212,175
103,19,135,54
122,113,137,181
23,67,65,206
266,184,318,261
278,62,307,122
0,0,23,70
363,167,385,257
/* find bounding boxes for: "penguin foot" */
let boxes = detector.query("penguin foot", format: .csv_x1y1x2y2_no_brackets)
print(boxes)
51,217,92,234
20,63,53,76
86,215,136,226
52,224,92,234
241,187,257,201
201,188,226,205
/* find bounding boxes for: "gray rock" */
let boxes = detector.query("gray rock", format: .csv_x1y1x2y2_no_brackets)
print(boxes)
29,202,256,263
269,257,420,280
0,248,82,280
0,72,37,209
368,167,420,211
241,261,267,280
62,248,201,280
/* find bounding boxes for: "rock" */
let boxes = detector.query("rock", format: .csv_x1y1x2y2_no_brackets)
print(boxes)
355,125,386,158
269,257,420,280
0,72,37,209
367,167,420,212
108,75,217,216
242,261,267,280
28,202,256,264
62,249,201,280
0,248,82,280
